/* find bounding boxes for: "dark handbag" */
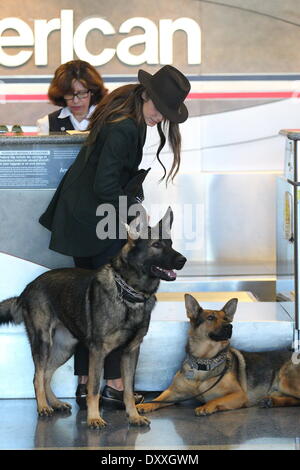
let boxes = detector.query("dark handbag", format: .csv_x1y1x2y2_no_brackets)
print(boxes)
123,167,151,202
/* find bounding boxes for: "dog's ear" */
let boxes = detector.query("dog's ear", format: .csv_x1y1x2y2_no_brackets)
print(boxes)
222,298,238,321
162,206,174,230
184,294,203,323
151,206,173,239
126,207,148,240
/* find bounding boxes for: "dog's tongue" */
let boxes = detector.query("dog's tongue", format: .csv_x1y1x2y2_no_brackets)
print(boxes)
157,267,177,280
164,269,176,280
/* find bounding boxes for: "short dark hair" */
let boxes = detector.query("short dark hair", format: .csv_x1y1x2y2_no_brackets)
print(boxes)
48,60,108,107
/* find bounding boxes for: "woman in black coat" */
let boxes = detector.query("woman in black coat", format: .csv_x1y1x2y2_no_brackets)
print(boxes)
39,65,191,409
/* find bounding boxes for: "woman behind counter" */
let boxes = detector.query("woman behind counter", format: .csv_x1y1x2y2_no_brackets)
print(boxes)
36,60,108,133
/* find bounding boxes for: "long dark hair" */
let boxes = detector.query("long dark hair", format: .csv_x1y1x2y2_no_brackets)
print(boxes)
87,84,181,183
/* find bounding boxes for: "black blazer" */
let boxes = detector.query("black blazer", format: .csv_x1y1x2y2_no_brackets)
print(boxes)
39,118,147,257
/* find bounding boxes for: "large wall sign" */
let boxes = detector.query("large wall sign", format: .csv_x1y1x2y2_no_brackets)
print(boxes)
1,0,300,124
0,12,201,67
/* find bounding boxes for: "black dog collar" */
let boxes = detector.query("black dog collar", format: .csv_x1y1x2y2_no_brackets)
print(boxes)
114,272,146,303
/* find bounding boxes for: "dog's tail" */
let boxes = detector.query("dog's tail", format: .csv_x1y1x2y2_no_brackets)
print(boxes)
0,297,23,325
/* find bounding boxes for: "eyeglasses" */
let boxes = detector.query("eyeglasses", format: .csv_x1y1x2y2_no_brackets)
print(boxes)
64,90,90,101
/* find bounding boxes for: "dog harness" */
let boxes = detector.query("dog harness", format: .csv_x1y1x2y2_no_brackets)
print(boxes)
114,272,146,303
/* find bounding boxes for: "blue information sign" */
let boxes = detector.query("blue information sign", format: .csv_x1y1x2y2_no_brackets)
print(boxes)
0,144,79,189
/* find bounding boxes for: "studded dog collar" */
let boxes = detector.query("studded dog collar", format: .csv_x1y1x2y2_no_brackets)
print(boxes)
114,272,146,303
185,348,229,372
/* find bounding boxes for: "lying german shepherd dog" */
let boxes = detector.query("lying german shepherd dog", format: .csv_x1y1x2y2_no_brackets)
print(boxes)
0,207,186,428
137,294,300,416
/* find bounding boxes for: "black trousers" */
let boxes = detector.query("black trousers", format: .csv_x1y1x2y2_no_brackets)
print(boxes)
73,240,126,380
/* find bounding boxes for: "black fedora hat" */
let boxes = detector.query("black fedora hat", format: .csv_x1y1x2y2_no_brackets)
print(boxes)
138,65,191,123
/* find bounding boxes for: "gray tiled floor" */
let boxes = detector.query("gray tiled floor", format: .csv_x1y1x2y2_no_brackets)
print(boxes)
1,396,300,450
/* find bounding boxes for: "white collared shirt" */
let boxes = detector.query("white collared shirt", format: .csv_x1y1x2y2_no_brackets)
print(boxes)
36,105,96,134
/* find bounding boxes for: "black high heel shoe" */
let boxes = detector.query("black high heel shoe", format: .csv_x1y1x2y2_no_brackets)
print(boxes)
101,385,144,410
75,384,88,410
75,384,144,410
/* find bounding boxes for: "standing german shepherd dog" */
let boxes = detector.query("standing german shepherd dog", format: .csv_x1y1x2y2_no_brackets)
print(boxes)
0,207,186,428
137,294,300,416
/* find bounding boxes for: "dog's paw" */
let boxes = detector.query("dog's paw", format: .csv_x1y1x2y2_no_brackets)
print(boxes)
136,403,157,414
194,405,216,416
87,416,107,429
37,405,54,417
258,397,274,408
129,414,151,427
52,401,72,413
